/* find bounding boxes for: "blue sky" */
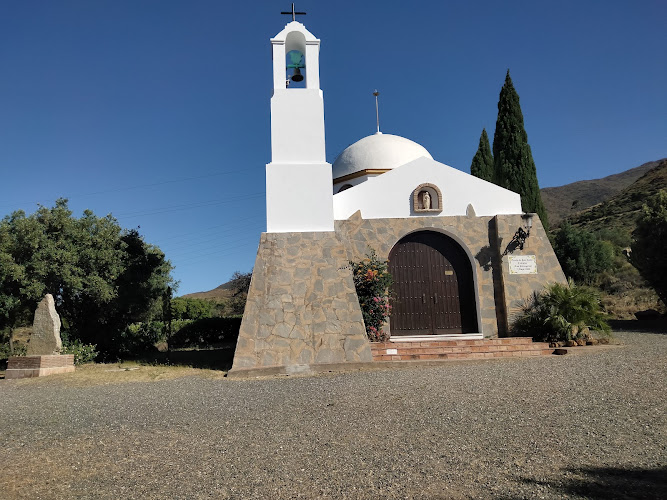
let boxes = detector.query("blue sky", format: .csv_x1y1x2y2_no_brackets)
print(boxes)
1,1,665,295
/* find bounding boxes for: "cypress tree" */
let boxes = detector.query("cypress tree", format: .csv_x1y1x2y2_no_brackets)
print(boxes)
470,128,494,181
492,70,548,229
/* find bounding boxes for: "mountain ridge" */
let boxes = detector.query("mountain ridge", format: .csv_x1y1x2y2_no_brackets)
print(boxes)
541,159,663,225
557,158,667,236
184,158,667,298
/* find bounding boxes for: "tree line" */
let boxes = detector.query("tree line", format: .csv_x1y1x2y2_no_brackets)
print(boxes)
0,199,252,359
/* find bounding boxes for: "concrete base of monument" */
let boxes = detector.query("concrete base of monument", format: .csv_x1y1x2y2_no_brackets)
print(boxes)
5,355,75,379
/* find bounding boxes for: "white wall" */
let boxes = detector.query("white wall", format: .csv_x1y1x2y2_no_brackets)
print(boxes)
332,157,522,220
266,21,332,233
271,89,326,164
266,163,334,232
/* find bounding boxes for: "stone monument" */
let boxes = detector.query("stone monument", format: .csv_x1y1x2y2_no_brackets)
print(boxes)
5,294,75,379
26,294,62,355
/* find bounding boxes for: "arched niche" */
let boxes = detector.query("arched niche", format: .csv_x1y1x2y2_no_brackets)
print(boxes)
285,31,307,88
412,183,443,213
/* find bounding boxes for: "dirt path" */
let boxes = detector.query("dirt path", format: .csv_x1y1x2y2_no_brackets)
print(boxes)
1,332,665,499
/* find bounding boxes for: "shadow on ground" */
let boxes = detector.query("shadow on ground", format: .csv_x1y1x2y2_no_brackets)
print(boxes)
610,319,667,334
506,466,667,499
132,346,236,372
0,344,237,379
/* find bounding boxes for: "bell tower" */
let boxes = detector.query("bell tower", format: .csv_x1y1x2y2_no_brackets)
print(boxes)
265,17,334,232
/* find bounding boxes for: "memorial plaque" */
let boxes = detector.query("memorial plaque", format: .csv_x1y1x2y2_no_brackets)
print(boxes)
509,255,537,275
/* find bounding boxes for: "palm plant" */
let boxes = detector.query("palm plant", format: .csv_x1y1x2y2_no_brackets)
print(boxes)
511,280,610,343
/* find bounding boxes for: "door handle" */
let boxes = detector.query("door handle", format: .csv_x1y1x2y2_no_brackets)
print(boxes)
434,293,438,304
422,293,426,304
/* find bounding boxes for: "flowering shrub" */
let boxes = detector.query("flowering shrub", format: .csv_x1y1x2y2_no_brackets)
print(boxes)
60,332,98,364
60,339,98,365
350,251,393,342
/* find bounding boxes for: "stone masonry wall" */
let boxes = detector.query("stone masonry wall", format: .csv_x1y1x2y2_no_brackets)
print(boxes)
231,212,567,373
495,214,567,332
230,231,372,372
335,212,502,337
335,211,566,338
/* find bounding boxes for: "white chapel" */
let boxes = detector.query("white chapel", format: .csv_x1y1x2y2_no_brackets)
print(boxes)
230,18,565,376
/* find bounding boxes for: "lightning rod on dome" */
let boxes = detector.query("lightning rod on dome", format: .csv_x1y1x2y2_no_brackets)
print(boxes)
373,89,382,135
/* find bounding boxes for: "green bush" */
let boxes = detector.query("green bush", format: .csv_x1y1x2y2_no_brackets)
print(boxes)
170,297,214,320
631,189,667,307
114,321,165,357
553,223,614,284
60,338,98,364
0,341,27,369
511,281,610,343
1,332,26,370
350,250,393,342
169,317,242,349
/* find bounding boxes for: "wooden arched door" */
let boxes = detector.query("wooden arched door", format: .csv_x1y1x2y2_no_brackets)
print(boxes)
388,231,477,336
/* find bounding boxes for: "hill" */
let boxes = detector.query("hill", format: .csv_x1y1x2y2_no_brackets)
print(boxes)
551,158,667,318
541,160,661,225
560,158,667,238
182,281,233,301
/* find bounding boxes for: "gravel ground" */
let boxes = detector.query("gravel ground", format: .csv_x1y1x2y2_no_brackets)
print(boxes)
1,331,665,499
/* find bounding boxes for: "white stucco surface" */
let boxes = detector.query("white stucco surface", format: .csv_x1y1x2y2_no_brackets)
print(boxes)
266,163,334,232
265,21,333,233
332,157,522,220
271,21,321,91
271,89,326,164
332,133,433,181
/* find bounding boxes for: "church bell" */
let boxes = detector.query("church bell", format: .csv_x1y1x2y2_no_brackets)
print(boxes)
291,67,304,82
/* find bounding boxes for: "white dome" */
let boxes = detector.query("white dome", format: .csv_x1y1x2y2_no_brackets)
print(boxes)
332,133,433,181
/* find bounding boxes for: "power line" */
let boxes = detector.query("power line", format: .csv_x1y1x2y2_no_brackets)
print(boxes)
115,193,264,219
163,226,263,253
167,232,261,260
170,235,260,266
0,167,254,210
157,215,263,249
156,214,263,242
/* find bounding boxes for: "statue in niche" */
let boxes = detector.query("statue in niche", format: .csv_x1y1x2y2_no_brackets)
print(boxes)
422,191,431,210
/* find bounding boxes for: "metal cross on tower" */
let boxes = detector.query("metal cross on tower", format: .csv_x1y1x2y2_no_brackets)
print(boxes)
281,3,306,22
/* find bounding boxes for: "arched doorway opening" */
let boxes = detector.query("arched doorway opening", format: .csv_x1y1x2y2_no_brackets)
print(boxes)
388,231,478,336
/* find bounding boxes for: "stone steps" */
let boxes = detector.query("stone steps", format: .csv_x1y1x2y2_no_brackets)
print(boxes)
370,337,553,362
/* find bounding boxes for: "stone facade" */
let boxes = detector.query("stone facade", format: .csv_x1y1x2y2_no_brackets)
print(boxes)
231,213,566,373
230,231,372,374
496,214,567,332
336,212,566,338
